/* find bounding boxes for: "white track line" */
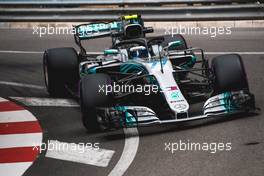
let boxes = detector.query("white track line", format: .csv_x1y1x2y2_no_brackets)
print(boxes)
108,128,139,176
204,52,264,55
45,140,115,167
0,162,33,176
0,50,102,55
10,97,79,107
0,110,37,123
0,81,45,90
0,133,42,149
0,50,43,54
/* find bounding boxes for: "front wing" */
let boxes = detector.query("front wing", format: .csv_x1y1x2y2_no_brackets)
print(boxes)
97,90,256,129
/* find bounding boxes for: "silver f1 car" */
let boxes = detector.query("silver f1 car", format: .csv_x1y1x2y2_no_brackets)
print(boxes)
43,14,256,131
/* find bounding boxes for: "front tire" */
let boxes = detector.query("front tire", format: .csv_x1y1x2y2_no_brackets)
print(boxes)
80,74,112,131
212,54,249,94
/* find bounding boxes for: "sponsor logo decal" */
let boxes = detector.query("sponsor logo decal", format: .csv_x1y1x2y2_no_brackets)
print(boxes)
170,99,184,103
174,104,187,110
171,92,180,99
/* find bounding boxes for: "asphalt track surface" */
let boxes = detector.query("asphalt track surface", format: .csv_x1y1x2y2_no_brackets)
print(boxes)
0,28,264,176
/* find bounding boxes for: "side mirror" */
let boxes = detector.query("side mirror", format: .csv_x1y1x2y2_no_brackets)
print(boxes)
168,40,182,50
143,27,154,34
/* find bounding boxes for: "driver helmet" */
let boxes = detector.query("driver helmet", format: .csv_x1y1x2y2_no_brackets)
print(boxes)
129,46,149,59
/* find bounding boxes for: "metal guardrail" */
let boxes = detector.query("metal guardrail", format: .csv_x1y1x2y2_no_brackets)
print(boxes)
0,0,260,5
0,0,263,22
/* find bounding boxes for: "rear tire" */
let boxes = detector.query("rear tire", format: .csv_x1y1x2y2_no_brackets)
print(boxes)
212,54,249,94
43,48,79,97
80,74,112,131
43,47,79,97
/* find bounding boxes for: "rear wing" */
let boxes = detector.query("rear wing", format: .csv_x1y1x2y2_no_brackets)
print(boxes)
75,21,121,40
74,14,144,40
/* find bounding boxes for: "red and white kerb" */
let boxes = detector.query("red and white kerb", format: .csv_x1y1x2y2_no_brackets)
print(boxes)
0,97,43,176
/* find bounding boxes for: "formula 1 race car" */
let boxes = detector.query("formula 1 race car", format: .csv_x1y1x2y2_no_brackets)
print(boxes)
43,14,256,131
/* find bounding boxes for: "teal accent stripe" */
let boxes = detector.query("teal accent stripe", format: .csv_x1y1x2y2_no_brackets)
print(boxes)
120,63,147,74
114,106,137,127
